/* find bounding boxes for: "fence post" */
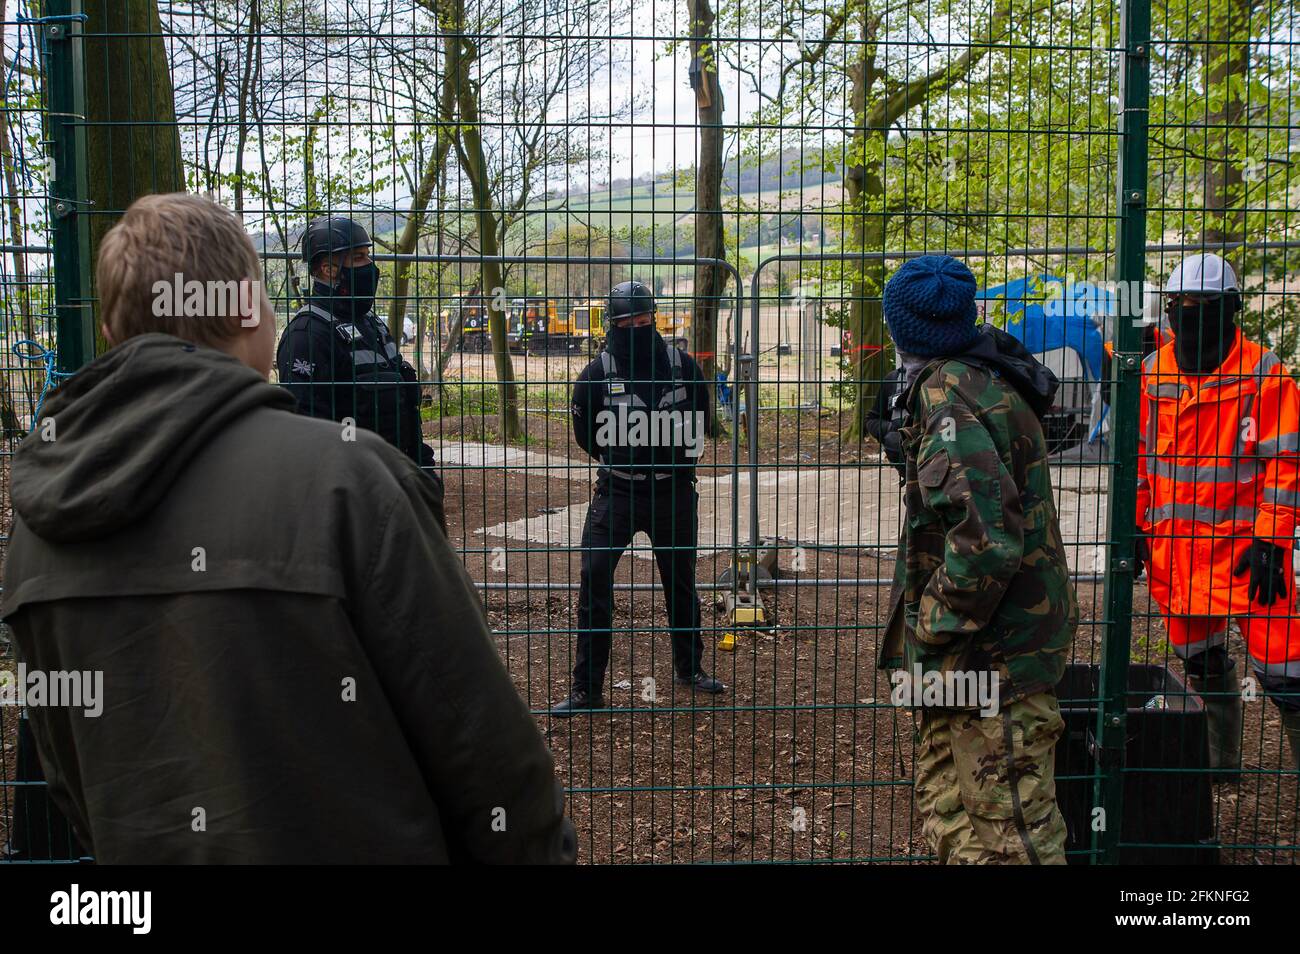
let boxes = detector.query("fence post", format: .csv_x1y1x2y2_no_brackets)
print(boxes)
1094,0,1150,864
44,0,93,373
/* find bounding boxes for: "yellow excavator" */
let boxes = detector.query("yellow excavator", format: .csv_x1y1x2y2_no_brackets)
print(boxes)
656,309,691,352
544,299,606,355
507,298,555,353
526,297,606,355
444,294,491,353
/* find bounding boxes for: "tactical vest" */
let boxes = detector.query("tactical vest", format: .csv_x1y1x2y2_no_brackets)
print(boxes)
595,346,697,480
296,303,419,454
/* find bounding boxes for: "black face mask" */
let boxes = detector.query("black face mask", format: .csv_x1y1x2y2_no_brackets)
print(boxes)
319,261,380,317
1168,298,1236,374
607,322,660,374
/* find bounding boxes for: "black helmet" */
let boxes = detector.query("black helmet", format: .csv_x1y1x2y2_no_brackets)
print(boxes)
301,216,371,269
606,280,656,323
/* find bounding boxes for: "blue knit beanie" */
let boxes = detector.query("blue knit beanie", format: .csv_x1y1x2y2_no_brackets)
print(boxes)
883,255,980,358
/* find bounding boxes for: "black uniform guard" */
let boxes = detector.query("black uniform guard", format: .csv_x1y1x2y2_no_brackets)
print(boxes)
276,217,439,490
863,366,908,479
552,281,726,716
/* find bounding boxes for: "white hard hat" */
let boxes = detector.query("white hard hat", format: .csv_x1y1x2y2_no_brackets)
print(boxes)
1164,253,1239,295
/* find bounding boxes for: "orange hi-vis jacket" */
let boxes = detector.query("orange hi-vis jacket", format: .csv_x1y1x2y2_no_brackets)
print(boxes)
1137,333,1300,617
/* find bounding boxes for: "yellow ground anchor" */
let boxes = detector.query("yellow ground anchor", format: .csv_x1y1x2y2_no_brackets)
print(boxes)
715,544,777,651
718,589,767,651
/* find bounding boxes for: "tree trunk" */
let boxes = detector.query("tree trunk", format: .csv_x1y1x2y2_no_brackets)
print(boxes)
687,0,726,437
841,54,889,443
233,1,261,216
839,2,1010,441
384,63,457,342
436,306,466,384
439,3,521,441
303,103,325,218
83,0,185,354
1200,0,1250,250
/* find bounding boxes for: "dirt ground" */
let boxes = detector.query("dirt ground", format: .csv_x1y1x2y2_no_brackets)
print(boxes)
434,408,1297,864
0,405,1296,864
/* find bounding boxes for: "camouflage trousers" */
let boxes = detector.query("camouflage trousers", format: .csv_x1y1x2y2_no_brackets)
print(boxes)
914,691,1068,865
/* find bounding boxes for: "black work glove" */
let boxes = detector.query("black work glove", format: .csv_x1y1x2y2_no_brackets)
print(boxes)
882,428,903,464
1134,532,1149,579
418,443,445,501
883,429,906,484
399,361,425,412
1232,539,1291,606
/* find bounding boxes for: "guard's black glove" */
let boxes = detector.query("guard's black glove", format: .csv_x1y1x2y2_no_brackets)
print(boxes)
881,428,903,464
399,360,423,411
1134,532,1149,578
1232,539,1290,606
882,428,907,484
418,442,444,494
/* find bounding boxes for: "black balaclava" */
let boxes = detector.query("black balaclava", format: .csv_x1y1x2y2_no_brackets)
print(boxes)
314,260,380,320
1167,294,1239,375
607,318,666,378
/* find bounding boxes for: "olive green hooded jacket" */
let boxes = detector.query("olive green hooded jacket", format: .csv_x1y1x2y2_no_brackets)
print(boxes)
3,334,574,864
880,329,1077,706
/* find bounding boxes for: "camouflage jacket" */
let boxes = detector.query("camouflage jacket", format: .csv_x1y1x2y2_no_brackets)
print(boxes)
878,356,1077,707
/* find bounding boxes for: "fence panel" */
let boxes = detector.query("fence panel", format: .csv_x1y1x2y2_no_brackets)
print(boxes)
0,1,85,862
1123,0,1300,864
2,0,1297,865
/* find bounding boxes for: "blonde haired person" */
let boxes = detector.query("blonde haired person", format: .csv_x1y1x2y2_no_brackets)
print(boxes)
2,193,574,864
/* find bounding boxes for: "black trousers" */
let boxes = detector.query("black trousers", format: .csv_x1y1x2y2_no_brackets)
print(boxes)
573,475,704,695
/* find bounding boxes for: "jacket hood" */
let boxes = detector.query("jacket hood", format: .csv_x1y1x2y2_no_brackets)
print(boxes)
10,333,294,543
949,325,1060,419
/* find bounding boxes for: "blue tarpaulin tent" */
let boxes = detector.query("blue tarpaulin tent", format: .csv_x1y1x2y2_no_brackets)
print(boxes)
978,274,1115,444
976,274,1109,381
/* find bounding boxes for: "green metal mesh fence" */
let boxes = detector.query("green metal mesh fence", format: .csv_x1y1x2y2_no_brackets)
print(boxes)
0,0,1297,864
0,2,80,863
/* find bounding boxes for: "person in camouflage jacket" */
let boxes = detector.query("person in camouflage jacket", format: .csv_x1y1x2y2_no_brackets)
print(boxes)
878,255,1077,865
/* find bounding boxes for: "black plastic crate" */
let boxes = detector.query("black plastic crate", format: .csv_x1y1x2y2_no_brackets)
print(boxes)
1054,662,1219,865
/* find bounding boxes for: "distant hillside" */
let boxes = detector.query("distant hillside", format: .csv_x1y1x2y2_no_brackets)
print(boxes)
570,147,842,205
251,148,844,258
253,210,406,254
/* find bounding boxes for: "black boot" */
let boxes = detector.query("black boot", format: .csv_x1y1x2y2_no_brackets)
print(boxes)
1281,709,1300,773
674,671,727,694
550,688,605,717
1188,666,1243,784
